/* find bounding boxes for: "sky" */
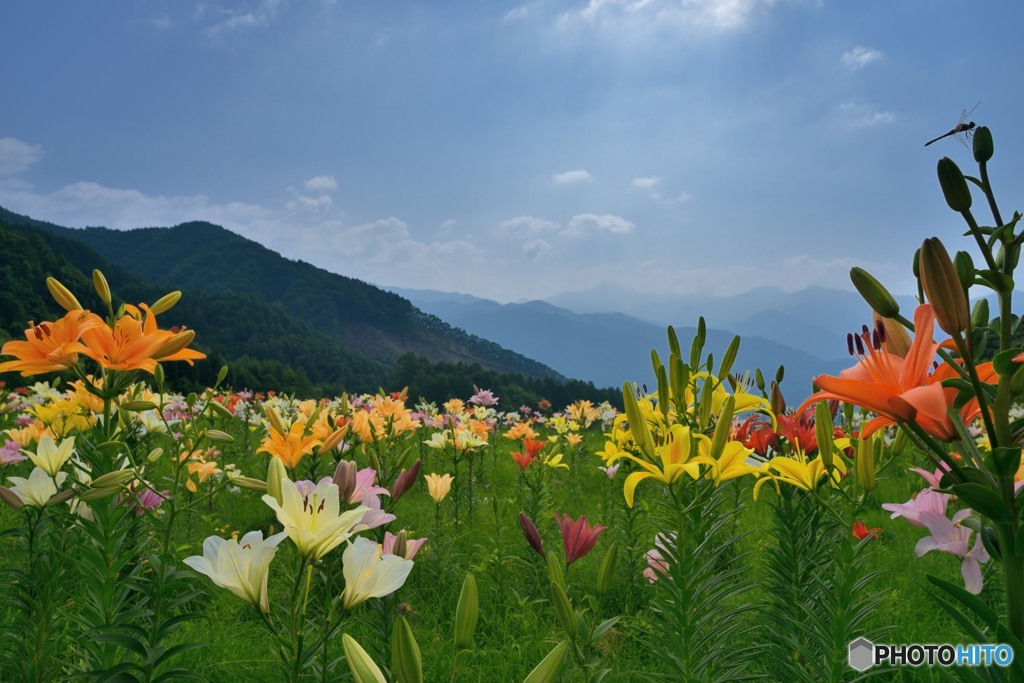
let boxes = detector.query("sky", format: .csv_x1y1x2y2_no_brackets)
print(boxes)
1,0,1022,304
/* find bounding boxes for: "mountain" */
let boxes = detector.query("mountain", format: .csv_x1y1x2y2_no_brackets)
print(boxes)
0,206,559,384
390,288,851,402
546,284,922,360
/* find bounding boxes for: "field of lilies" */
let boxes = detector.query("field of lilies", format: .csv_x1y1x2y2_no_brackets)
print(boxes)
0,132,1022,682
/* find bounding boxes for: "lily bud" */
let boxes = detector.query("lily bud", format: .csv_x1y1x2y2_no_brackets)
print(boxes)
77,486,122,502
954,251,975,292
770,381,785,416
47,489,77,507
546,550,565,589
708,395,735,461
872,312,911,357
391,459,421,502
209,401,235,420
920,237,970,335
265,406,286,435
524,641,569,683
849,267,900,318
856,434,876,492
90,469,136,488
332,460,358,502
814,401,834,472
454,573,478,649
391,616,423,683
154,363,165,387
46,277,82,312
551,581,576,640
320,427,345,453
937,157,972,212
92,269,112,306
120,401,159,412
596,541,619,595
232,476,268,492
518,512,545,557
971,299,990,328
147,447,164,463
341,634,386,683
266,456,287,505
149,290,182,315
0,486,24,510
153,329,196,360
973,126,994,163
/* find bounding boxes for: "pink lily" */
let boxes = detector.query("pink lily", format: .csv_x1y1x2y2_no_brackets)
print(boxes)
881,488,949,527
553,513,606,566
915,508,990,595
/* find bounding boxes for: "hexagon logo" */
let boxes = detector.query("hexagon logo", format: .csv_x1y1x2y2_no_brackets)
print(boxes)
848,637,875,672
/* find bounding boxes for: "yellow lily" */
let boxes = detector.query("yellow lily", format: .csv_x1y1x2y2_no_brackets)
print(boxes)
753,452,846,500
693,440,765,486
622,424,709,507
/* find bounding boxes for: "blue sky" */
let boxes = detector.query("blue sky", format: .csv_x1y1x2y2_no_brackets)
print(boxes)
1,0,1022,303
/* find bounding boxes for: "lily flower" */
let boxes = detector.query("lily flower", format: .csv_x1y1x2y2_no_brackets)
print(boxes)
881,488,949,527
184,530,288,613
622,424,708,507
915,508,990,594
78,304,205,374
423,473,453,503
518,512,545,557
382,531,427,560
753,452,843,500
262,476,369,561
23,434,76,477
0,311,103,376
852,521,881,541
257,421,322,470
553,513,606,566
341,536,414,609
8,467,67,508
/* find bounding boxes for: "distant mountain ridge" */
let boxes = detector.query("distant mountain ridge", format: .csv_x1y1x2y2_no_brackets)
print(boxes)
388,287,851,401
0,206,562,386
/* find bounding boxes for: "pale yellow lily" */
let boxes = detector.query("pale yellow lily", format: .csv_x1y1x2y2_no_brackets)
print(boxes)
622,424,709,507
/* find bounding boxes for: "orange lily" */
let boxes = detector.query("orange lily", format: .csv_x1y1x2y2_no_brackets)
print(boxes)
0,310,104,376
257,421,322,469
797,304,988,441
77,304,205,374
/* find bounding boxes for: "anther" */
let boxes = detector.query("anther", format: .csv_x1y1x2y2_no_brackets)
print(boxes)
846,333,855,356
854,334,865,356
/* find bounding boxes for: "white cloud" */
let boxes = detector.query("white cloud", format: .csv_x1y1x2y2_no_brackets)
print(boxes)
286,194,332,211
631,176,660,188
841,46,883,70
504,5,530,21
559,0,784,33
565,213,635,236
553,169,592,184
204,0,286,37
498,215,561,233
523,239,551,261
0,138,44,176
304,175,338,192
333,217,483,269
835,100,895,129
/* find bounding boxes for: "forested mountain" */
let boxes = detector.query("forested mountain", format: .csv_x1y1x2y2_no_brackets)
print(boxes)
0,208,625,405
0,206,556,380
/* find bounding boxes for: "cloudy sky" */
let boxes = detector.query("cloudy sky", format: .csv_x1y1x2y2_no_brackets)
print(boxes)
2,1,1021,303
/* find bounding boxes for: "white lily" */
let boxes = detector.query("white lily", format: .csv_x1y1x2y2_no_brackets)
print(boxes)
342,536,413,609
8,467,67,508
24,435,75,477
184,530,288,612
262,476,368,560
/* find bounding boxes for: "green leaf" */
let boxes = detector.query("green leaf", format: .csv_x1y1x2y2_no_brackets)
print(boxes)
951,483,1014,522
926,576,998,629
993,349,1024,377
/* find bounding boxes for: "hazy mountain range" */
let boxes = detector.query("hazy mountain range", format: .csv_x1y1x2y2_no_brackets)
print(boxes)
388,287,859,402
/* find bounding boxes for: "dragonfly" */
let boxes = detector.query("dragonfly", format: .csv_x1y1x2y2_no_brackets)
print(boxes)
924,101,980,147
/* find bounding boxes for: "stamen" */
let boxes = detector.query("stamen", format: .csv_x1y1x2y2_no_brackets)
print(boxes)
854,334,865,356
875,320,887,344
846,333,855,356
861,324,870,336
871,329,881,351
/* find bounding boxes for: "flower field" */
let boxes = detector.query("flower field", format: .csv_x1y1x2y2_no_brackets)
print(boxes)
0,135,1022,682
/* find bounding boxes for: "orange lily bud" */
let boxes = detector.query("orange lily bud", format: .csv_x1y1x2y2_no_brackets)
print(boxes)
265,406,286,435
920,237,970,335
320,427,346,453
46,277,82,312
153,329,196,360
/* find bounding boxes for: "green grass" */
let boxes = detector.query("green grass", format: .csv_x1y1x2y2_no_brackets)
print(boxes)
0,414,1000,682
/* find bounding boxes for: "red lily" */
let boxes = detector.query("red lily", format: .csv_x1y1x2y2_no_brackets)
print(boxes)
852,521,881,541
553,513,606,566
510,451,534,470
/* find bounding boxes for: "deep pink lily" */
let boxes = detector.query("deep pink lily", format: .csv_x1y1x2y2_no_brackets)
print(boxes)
553,513,606,566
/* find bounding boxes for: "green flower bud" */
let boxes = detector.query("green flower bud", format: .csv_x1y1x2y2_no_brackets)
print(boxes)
972,126,993,163
92,269,112,306
204,429,234,443
154,362,165,387
546,550,565,590
550,581,576,640
937,157,972,212
46,277,82,312
596,541,619,595
971,298,989,328
524,641,569,683
391,615,423,683
266,457,287,505
920,237,971,335
217,365,229,385
814,401,834,472
849,267,900,318
341,634,386,683
120,401,159,412
953,251,975,292
454,573,478,649
149,290,182,315
90,469,136,488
